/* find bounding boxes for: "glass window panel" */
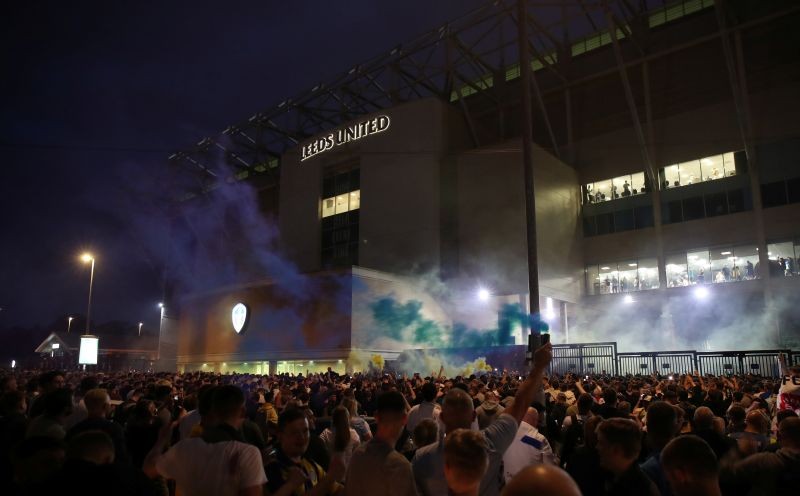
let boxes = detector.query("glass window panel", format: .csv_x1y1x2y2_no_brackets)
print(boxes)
349,190,361,211
679,160,702,185
666,254,688,287
665,200,682,223
634,205,654,229
613,209,635,232
598,263,619,294
709,247,733,283
618,260,638,292
637,258,660,290
612,175,629,199
594,179,612,202
596,213,614,235
663,165,680,189
583,216,597,237
682,197,705,221
767,242,794,277
335,193,349,214
734,245,758,280
728,189,745,213
722,152,737,177
687,249,710,284
700,154,724,181
321,197,336,218
586,265,600,295
705,192,728,217
631,172,646,195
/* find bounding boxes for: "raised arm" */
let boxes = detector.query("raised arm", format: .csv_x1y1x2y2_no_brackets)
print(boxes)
506,343,553,423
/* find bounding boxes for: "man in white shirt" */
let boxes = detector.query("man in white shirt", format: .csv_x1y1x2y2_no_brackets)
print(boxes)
503,406,555,482
412,342,553,496
407,382,441,433
144,385,266,496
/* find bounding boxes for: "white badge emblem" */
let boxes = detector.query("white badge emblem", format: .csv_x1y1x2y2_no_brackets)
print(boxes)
232,303,248,334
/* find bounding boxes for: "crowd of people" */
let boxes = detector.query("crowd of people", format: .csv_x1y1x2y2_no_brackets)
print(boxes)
1,345,799,495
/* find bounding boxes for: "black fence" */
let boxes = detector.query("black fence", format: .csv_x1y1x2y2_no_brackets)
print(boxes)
617,351,696,376
551,342,617,376
552,345,793,377
697,350,787,377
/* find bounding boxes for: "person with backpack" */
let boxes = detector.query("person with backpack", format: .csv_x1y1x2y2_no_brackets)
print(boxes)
560,393,593,466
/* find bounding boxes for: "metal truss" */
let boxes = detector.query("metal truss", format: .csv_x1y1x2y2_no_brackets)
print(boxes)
168,0,795,198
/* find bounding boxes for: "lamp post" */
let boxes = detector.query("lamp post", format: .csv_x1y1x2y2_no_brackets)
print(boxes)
157,302,164,361
138,322,143,337
67,316,74,333
80,253,95,335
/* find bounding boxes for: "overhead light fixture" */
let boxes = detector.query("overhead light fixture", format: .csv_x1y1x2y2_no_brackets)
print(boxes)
628,263,637,267
721,251,731,255
601,266,611,270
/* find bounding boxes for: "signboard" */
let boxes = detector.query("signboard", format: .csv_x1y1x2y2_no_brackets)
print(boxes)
79,335,99,365
232,303,249,334
300,115,390,161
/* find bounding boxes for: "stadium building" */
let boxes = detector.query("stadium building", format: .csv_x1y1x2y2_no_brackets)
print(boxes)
160,0,800,374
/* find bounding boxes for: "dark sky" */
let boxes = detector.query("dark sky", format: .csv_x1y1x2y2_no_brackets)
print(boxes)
0,0,487,332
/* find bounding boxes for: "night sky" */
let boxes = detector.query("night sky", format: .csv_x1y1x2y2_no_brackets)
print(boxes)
0,0,487,334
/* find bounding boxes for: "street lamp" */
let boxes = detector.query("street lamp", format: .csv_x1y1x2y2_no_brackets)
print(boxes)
138,322,143,337
157,302,164,361
67,316,74,333
80,253,95,335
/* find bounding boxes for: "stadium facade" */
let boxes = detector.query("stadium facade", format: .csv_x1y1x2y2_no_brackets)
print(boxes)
160,0,800,373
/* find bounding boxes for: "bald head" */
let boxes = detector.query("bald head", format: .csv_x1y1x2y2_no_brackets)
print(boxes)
502,465,581,496
693,407,714,431
522,407,539,427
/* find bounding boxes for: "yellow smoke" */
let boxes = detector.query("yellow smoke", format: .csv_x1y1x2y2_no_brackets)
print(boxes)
371,354,385,371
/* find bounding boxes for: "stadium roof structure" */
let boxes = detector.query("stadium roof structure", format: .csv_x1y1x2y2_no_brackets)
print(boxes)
167,0,798,200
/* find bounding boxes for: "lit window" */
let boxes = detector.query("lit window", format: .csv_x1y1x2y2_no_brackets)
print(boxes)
335,194,349,214
666,253,689,287
733,245,758,280
637,258,660,290
349,190,360,210
768,241,797,276
321,197,336,218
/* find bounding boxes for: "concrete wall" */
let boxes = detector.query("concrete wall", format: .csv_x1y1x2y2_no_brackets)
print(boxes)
279,98,468,276
455,141,583,303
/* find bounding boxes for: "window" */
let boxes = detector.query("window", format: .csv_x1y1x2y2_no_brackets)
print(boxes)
321,197,336,218
660,151,740,189
618,260,638,292
666,253,689,287
667,244,759,288
734,245,758,280
637,258,660,290
598,264,619,294
687,249,710,284
321,167,360,267
583,172,647,204
768,241,799,277
586,258,660,295
682,197,705,221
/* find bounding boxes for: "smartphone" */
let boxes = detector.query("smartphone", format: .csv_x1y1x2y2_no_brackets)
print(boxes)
174,395,179,401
